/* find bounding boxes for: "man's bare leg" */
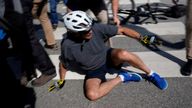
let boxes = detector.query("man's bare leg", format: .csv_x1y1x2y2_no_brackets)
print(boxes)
85,77,121,101
111,49,151,75
111,49,168,90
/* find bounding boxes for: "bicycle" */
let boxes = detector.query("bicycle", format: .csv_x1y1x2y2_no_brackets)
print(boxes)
118,0,186,24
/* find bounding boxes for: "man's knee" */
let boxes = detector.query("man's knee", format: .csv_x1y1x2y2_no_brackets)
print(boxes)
114,49,128,58
113,49,137,63
86,90,99,101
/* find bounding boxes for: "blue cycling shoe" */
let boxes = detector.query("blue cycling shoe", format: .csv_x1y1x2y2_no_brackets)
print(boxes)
118,71,143,83
146,72,168,90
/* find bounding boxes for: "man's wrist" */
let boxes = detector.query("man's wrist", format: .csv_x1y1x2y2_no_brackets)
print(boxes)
139,34,143,40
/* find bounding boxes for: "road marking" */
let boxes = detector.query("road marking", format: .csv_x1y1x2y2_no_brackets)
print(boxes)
119,0,161,5
53,27,67,40
54,22,185,40
36,50,189,80
137,22,185,36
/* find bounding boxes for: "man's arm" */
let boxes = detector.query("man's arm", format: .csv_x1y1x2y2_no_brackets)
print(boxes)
116,26,161,45
48,62,68,92
117,26,141,40
59,62,68,81
112,0,120,26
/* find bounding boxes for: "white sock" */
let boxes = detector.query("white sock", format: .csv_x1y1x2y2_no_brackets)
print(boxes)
148,70,155,76
118,75,124,82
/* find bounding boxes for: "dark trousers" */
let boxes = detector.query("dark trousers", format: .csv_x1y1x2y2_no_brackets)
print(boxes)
4,0,56,76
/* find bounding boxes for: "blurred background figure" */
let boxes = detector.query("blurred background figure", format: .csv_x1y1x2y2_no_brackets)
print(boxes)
49,0,60,30
112,0,120,26
1,0,36,107
181,0,192,76
32,0,58,50
1,0,57,88
63,0,109,24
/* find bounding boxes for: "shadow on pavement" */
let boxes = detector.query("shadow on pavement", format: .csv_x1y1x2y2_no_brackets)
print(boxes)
123,24,186,67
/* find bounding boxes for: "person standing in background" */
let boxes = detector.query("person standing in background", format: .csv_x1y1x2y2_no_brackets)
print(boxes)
181,0,192,76
1,0,57,87
63,0,108,24
32,0,58,49
49,0,60,30
49,0,123,28
1,0,36,107
112,0,120,26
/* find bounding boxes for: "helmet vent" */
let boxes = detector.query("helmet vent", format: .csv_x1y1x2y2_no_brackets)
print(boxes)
79,23,87,28
66,18,70,20
73,26,81,29
76,14,82,18
72,20,77,23
84,19,89,24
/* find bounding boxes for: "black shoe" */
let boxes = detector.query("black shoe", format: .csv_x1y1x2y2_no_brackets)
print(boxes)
181,61,192,76
31,73,56,87
44,43,58,50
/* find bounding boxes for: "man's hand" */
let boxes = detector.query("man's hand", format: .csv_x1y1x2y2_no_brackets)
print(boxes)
113,16,120,26
48,80,65,92
140,35,162,45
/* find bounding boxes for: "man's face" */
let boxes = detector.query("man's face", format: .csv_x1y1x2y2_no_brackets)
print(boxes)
78,29,92,40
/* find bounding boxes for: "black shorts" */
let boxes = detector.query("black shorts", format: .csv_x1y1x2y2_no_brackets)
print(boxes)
85,48,122,82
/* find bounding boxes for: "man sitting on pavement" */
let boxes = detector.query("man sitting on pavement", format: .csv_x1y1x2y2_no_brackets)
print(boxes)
49,11,168,101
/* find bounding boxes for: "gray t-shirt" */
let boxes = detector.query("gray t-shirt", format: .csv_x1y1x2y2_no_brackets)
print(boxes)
60,23,118,71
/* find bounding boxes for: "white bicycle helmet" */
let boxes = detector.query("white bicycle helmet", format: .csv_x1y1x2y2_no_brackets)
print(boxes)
63,11,93,32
